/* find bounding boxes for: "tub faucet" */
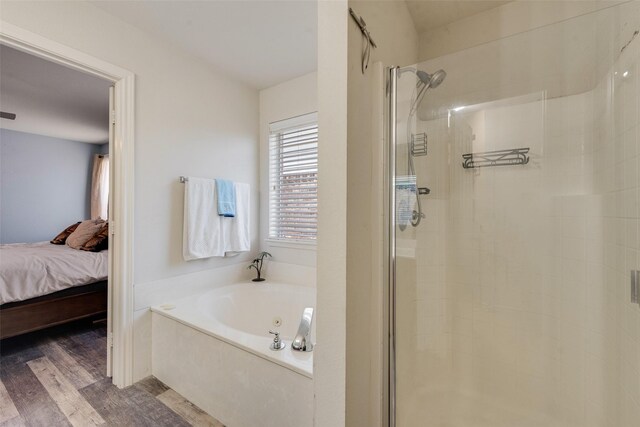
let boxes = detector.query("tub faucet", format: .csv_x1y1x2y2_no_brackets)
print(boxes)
292,307,314,352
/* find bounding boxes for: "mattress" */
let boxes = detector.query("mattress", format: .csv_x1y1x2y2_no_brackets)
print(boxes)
0,242,108,305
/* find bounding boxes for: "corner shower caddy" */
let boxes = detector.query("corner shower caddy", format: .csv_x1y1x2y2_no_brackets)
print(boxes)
462,147,530,169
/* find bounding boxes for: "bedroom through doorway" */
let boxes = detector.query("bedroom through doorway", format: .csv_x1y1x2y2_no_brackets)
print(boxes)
0,44,115,379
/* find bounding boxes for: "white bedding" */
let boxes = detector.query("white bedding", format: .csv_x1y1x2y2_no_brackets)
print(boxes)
0,242,108,305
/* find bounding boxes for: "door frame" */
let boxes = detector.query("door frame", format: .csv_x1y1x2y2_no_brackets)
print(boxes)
0,21,136,388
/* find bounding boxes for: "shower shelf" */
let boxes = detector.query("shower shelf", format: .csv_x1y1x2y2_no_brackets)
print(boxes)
462,148,530,169
411,133,428,156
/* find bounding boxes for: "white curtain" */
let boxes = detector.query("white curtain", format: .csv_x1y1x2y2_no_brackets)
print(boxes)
91,154,110,220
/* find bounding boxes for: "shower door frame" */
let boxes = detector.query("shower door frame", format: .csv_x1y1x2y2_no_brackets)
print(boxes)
387,65,399,427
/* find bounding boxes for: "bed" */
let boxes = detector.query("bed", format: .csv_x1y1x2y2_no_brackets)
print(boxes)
0,242,108,339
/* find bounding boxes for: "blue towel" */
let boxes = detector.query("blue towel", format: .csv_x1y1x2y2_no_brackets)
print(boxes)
215,179,236,217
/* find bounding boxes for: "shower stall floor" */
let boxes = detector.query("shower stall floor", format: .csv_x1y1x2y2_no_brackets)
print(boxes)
400,388,576,427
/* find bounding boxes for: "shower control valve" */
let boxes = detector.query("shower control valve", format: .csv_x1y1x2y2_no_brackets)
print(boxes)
412,210,426,221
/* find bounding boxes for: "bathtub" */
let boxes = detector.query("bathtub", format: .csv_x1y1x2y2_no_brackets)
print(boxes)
151,281,315,427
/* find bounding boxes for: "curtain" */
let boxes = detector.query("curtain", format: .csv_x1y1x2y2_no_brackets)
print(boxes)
91,154,109,220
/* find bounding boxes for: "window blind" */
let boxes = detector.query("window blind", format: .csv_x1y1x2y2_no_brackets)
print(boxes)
269,113,318,241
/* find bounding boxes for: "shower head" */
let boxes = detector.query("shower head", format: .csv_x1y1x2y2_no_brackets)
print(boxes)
416,69,447,89
409,68,447,115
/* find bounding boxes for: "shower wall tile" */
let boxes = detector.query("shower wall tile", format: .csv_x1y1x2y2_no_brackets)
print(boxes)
434,47,636,424
402,3,640,424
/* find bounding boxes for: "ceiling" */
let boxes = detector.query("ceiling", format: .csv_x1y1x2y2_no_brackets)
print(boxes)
405,0,513,34
91,0,318,90
0,1,510,143
0,45,111,144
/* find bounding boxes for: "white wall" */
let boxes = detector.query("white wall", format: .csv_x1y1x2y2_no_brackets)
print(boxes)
259,71,318,276
316,1,349,425
0,0,259,381
316,0,418,423
345,1,418,425
0,129,102,243
417,0,626,62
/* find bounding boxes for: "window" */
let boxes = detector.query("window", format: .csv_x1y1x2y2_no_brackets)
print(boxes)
90,154,109,220
269,113,318,242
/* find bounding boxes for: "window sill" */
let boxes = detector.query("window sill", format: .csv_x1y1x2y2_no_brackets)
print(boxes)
265,239,317,251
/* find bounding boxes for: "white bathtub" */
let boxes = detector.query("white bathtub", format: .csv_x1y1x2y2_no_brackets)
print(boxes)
151,281,315,427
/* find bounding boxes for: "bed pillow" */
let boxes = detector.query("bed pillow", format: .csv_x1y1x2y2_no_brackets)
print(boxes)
66,219,106,250
50,222,81,245
80,222,109,252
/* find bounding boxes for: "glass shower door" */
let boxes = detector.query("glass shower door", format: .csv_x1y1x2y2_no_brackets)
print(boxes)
390,3,640,426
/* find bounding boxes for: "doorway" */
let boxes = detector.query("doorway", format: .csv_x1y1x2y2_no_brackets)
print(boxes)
0,22,135,388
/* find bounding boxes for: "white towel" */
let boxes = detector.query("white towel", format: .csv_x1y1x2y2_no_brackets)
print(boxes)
183,177,251,260
224,182,250,256
183,177,225,260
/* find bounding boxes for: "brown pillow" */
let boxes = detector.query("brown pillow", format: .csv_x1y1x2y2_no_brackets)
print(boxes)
50,222,81,245
66,219,105,249
80,223,109,252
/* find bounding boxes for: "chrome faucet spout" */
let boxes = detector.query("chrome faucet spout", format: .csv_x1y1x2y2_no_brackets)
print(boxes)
292,307,314,352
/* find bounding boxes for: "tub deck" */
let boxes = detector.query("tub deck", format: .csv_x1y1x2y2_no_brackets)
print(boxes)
150,281,314,378
150,281,315,427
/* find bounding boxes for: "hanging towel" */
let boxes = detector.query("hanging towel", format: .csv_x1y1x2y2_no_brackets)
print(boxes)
396,188,414,229
215,179,236,217
395,175,417,230
224,182,250,256
183,177,225,260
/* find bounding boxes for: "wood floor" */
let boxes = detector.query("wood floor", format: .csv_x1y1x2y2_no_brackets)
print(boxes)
0,320,224,426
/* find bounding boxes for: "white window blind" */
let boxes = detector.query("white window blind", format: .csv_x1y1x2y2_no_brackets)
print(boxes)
269,113,318,242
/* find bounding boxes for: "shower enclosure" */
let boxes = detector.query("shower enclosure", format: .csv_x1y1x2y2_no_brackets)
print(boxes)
388,2,640,426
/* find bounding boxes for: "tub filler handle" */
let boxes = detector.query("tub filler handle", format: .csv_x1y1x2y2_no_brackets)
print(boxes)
292,307,314,352
269,330,286,351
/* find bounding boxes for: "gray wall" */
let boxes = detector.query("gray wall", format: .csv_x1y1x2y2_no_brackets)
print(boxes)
0,129,103,243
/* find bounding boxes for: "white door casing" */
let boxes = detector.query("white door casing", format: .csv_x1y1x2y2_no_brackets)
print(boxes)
107,85,115,378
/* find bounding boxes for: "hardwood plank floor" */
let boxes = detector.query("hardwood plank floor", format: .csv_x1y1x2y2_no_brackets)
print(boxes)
0,321,225,427
133,376,170,397
0,379,19,423
27,357,106,426
38,340,96,389
157,389,224,427
1,357,71,427
80,378,190,427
